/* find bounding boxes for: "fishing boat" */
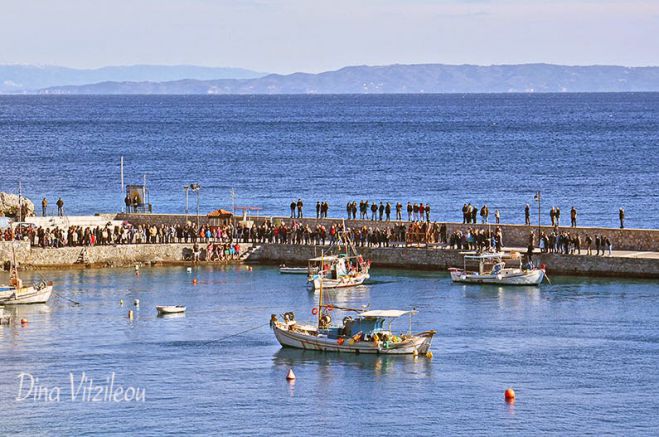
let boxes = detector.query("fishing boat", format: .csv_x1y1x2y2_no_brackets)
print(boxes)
279,264,309,275
307,255,370,290
306,226,371,290
156,305,186,315
449,252,545,286
271,259,435,355
0,248,53,305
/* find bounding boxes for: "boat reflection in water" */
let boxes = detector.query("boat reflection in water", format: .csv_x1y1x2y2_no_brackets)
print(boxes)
272,347,433,378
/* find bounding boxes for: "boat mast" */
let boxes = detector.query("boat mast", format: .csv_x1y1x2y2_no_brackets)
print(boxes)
317,254,323,330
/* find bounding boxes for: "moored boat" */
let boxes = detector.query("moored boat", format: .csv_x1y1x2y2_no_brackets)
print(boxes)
272,256,435,355
271,309,435,355
0,247,53,305
279,264,309,275
306,224,371,290
449,251,545,286
156,305,186,315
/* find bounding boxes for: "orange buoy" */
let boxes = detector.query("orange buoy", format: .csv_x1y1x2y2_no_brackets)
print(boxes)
20,318,29,325
192,278,198,285
504,388,516,402
286,369,296,381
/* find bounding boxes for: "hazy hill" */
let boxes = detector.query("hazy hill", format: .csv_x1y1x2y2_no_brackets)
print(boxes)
37,64,659,95
0,64,266,93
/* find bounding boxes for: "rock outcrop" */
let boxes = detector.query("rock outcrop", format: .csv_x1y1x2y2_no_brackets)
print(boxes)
0,192,35,218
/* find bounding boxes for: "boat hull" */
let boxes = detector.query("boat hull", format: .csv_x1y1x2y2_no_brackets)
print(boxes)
273,324,433,355
309,273,370,290
449,268,544,286
0,285,53,305
156,305,186,314
279,267,308,275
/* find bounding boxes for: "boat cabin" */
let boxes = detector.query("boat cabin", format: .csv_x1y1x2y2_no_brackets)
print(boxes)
460,252,521,275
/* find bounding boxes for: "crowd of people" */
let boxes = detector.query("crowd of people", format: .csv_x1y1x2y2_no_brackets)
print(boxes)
533,231,613,256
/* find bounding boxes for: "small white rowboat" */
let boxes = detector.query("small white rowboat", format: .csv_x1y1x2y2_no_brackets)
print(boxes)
156,305,186,315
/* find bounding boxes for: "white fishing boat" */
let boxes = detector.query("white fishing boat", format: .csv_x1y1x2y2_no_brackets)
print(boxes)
449,252,545,286
156,305,186,315
272,256,435,355
0,247,53,305
279,264,309,275
307,255,370,290
306,225,371,290
271,310,435,355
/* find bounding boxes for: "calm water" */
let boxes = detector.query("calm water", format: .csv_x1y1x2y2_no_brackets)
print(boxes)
0,267,657,435
0,94,658,228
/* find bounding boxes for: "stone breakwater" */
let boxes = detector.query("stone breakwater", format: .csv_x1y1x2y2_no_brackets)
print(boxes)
1,239,657,279
246,244,659,279
0,241,221,269
114,213,659,252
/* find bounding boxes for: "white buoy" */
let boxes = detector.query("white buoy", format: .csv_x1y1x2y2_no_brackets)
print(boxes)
286,369,296,381
120,299,124,306
134,299,140,307
186,267,192,273
134,265,140,271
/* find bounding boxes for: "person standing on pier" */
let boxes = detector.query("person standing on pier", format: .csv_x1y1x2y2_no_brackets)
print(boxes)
495,209,500,224
41,197,48,217
378,202,384,221
550,207,556,227
396,202,402,221
371,202,377,221
619,208,625,229
570,207,577,227
407,202,413,221
124,194,131,213
595,235,601,256
556,207,561,226
471,206,477,224
585,234,592,255
480,204,489,224
385,202,391,221
425,203,431,222
413,203,419,221
315,201,320,219
525,203,531,225
346,202,352,219
290,200,296,218
56,197,64,216
296,199,303,218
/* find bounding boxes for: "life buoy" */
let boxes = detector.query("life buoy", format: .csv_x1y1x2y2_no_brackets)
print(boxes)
311,307,319,315
326,304,334,311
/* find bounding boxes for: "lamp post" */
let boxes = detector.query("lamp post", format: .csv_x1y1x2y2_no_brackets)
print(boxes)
190,183,201,228
183,185,190,216
534,191,542,239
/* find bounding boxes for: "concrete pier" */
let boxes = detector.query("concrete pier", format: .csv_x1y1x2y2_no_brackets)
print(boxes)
0,213,657,278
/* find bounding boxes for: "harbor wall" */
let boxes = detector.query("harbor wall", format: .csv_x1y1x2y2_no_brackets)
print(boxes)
1,240,657,279
109,214,659,252
0,242,208,268
256,217,659,252
247,244,659,279
112,214,659,252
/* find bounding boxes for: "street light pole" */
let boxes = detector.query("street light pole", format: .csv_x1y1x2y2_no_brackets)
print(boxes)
190,183,201,228
184,185,190,216
534,191,542,239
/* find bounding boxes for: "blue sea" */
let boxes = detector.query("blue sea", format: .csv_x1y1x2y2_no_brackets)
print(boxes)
0,267,657,435
0,93,657,228
1,95,659,435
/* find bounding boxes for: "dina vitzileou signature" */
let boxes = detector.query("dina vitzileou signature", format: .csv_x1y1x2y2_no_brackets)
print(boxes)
16,372,146,403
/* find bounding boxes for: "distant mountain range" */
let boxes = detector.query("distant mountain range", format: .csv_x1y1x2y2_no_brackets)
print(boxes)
3,63,659,94
0,64,266,93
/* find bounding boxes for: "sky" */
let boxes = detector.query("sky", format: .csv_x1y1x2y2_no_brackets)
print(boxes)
0,0,658,73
